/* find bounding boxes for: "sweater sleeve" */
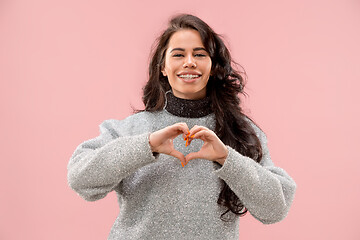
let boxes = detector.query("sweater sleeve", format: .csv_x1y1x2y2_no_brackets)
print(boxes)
67,119,158,201
214,128,296,224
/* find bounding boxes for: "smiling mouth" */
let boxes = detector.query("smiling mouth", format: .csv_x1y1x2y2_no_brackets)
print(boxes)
177,74,202,80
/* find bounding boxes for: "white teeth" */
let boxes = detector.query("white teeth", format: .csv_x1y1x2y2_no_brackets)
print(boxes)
178,74,200,79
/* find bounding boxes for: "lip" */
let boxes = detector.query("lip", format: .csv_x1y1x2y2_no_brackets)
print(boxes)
177,71,202,75
177,71,202,83
177,75,201,83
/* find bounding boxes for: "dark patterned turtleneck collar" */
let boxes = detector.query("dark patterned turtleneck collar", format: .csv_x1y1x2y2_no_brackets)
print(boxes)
164,91,213,118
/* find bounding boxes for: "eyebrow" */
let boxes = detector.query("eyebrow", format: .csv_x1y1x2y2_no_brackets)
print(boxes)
170,47,207,53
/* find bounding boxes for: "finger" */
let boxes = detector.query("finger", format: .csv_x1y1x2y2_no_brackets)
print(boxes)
171,122,189,138
189,125,203,134
187,137,194,146
169,149,186,167
189,125,211,138
192,129,214,142
183,131,191,141
185,132,196,147
185,128,205,147
185,151,202,163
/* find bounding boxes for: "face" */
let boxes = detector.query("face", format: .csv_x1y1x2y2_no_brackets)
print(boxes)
162,29,212,100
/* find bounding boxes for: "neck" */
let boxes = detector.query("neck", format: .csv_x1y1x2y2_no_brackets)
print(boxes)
164,91,212,118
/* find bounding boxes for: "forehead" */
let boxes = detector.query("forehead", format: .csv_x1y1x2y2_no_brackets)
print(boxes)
167,29,205,50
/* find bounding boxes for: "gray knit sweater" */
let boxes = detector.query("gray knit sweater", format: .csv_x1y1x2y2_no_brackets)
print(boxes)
67,94,296,240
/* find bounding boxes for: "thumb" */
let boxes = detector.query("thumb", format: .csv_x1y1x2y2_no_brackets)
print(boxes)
169,150,186,167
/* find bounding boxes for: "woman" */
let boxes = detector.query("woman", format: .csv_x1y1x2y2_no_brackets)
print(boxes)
67,14,296,239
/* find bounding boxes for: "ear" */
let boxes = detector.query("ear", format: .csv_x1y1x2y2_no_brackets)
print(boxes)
161,69,167,76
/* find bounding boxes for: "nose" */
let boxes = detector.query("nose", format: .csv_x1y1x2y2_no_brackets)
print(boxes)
183,55,197,68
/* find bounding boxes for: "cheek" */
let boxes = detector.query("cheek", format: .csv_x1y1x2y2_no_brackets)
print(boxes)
166,57,183,72
204,64,212,76
164,62,175,75
203,59,212,74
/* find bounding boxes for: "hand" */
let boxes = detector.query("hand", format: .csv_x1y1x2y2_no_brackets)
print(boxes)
149,122,189,167
185,125,228,165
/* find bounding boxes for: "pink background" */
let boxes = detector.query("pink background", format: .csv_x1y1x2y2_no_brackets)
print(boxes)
1,0,359,239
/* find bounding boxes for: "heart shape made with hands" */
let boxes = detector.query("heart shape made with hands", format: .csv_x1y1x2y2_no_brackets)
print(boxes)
149,123,228,167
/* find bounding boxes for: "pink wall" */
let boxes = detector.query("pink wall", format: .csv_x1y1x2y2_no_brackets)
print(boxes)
1,0,359,239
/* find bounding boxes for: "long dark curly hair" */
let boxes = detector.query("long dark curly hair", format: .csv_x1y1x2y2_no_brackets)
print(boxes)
141,14,263,222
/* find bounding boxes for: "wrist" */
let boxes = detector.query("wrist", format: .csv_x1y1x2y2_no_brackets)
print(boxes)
148,133,156,152
216,148,228,165
216,157,226,166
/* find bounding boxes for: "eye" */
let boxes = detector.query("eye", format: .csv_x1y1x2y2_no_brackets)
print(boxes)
194,53,206,57
173,54,184,57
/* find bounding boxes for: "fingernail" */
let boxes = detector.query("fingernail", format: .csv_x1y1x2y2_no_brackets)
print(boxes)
190,135,195,138
181,162,184,167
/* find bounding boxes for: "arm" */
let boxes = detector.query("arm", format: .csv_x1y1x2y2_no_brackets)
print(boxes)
67,120,158,201
214,129,297,224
